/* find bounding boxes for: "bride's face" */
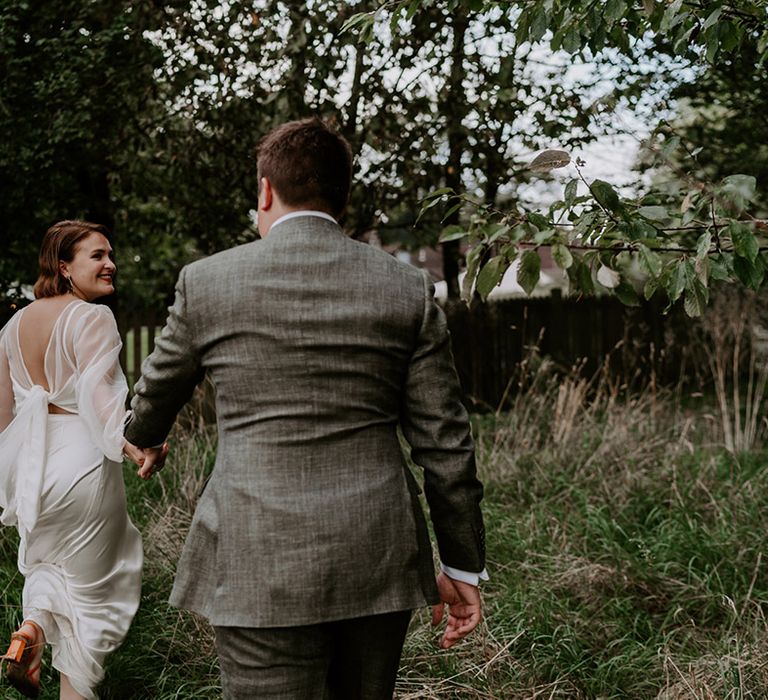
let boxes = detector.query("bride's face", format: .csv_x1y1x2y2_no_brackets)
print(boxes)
60,232,116,301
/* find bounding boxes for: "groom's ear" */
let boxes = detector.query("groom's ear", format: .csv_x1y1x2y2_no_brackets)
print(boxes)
259,177,273,211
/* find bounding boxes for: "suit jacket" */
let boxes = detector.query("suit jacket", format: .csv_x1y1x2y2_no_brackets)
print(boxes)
125,215,485,627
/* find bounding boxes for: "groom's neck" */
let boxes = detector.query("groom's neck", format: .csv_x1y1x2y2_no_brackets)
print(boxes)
260,203,335,237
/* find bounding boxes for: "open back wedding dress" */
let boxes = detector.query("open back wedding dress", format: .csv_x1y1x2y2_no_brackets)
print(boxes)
0,299,142,699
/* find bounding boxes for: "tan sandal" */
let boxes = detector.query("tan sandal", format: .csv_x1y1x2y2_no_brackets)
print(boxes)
1,623,43,698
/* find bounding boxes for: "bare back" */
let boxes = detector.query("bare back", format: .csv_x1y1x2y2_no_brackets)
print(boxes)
17,297,79,403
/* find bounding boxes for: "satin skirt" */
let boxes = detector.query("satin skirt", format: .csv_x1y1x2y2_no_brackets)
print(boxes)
18,415,142,699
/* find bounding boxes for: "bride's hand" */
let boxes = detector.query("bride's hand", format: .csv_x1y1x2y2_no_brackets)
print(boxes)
137,442,170,480
122,440,146,467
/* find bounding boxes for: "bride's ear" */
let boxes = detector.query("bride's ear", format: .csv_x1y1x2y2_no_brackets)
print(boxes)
59,260,70,279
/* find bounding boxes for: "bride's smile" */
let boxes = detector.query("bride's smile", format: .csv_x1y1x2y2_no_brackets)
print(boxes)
59,233,116,301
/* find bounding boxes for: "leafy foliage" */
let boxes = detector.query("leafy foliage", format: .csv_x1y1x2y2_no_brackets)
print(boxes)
416,155,768,314
347,1,768,314
5,0,768,314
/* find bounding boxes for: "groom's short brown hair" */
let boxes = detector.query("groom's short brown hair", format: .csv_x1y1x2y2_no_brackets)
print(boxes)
256,118,353,218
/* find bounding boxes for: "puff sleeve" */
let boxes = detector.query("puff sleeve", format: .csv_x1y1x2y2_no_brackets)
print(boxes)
0,326,14,432
72,306,129,462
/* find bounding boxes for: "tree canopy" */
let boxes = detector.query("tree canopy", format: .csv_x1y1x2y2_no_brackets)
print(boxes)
346,1,768,314
2,0,767,316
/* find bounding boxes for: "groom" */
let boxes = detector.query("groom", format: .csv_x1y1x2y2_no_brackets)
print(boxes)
125,117,487,699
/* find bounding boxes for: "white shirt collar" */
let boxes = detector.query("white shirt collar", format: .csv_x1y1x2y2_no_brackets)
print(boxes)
271,210,337,230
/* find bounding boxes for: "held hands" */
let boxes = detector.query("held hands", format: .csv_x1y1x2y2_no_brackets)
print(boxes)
122,440,170,479
431,572,483,649
137,443,170,480
122,440,146,468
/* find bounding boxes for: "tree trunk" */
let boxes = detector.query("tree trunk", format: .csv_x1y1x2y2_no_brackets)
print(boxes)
441,13,469,299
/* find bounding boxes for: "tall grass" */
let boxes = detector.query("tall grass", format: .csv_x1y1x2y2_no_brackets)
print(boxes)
694,288,768,454
395,356,768,698
0,423,221,699
2,355,768,697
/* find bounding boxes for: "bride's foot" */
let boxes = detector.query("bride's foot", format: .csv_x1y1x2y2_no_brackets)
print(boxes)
1,620,44,698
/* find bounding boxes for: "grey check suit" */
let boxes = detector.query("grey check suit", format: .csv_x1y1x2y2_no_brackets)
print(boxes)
125,215,485,628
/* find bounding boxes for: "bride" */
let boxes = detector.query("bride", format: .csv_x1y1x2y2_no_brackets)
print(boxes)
0,221,146,699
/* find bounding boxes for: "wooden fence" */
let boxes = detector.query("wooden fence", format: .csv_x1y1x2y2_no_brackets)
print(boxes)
117,293,691,409
117,312,168,388
444,292,689,409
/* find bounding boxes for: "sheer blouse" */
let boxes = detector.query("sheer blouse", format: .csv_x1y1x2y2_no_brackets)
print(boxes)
0,300,128,531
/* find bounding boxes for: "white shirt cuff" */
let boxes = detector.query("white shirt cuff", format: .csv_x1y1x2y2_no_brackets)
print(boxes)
440,562,489,586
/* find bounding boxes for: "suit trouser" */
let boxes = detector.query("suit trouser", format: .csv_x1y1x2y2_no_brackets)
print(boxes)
213,610,412,700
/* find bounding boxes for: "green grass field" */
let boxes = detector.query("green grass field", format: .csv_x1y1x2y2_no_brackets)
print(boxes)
1,368,767,698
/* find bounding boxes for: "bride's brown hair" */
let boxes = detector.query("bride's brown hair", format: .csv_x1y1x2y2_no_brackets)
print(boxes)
34,220,110,299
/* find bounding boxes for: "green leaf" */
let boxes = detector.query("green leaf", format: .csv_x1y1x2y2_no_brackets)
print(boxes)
527,212,551,230
564,179,578,206
439,225,468,243
441,202,463,222
683,286,705,317
476,255,509,301
705,26,720,62
694,255,710,288
702,7,722,31
758,29,768,57
615,278,640,306
517,250,541,296
719,20,740,52
696,231,712,259
709,253,734,282
591,179,622,213
628,219,659,240
552,243,573,269
533,228,556,245
661,0,685,34
562,26,582,53
638,205,668,222
605,0,626,23
416,196,446,223
572,211,597,237
710,255,731,281
487,224,510,244
462,245,485,301
638,243,662,277
515,10,533,44
341,12,374,34
423,187,455,200
530,7,549,42
568,257,594,296
666,261,686,303
643,275,660,301
405,0,421,20
734,255,765,290
730,222,759,262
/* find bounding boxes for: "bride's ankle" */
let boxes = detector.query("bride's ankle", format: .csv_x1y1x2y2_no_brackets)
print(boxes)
18,620,45,654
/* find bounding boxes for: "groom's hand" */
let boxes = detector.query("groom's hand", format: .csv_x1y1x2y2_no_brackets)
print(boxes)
431,572,482,649
137,443,170,480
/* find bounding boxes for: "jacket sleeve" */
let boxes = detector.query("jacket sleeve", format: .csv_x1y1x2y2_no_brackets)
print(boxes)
125,266,205,447
399,270,486,573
